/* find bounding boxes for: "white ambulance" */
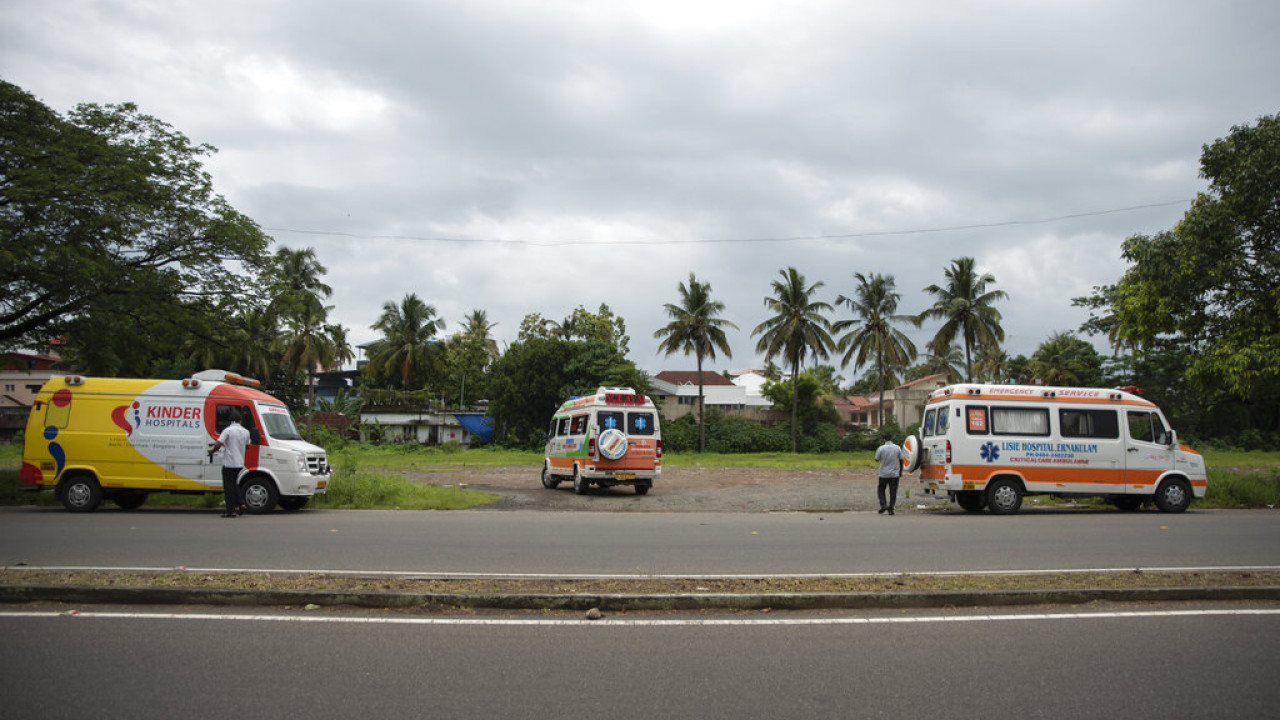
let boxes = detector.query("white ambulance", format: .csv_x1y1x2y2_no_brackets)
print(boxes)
542,387,662,495
20,370,331,513
908,384,1207,514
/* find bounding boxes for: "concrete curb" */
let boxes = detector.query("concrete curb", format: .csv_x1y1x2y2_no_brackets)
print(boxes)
3,584,1278,612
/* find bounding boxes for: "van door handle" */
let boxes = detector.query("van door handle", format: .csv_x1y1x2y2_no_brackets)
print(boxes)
1127,448,1138,453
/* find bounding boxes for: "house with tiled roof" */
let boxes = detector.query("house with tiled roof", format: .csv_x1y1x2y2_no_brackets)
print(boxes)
649,370,772,421
1,352,65,441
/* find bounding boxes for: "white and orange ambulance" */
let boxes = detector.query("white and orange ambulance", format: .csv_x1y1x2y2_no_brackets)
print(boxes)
542,387,661,495
907,384,1207,514
20,370,331,513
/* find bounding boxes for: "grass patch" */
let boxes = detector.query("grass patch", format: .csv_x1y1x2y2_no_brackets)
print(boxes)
316,466,498,510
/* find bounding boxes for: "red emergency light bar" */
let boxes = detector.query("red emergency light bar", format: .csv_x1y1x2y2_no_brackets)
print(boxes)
604,392,646,405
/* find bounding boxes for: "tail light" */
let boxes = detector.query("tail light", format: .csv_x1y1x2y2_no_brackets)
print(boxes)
588,437,598,461
946,440,952,464
656,439,663,460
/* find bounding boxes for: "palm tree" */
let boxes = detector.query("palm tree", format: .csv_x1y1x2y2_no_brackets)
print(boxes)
278,296,338,432
266,247,332,310
654,273,737,453
974,344,1010,384
751,268,834,452
367,293,445,389
461,309,501,366
916,339,965,383
919,257,1008,382
832,272,918,427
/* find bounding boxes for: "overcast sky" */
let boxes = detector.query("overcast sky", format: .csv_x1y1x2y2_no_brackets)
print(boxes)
4,0,1278,381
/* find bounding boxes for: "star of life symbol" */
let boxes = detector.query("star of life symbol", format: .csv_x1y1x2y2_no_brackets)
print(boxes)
633,416,647,431
980,441,1000,463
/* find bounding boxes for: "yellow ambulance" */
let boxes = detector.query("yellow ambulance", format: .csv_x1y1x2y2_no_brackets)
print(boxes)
910,384,1207,514
542,387,661,495
20,370,331,513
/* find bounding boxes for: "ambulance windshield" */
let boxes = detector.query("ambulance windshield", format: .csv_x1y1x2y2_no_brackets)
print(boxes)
259,404,303,440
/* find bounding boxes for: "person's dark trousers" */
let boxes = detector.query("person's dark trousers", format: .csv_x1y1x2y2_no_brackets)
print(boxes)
222,467,243,512
877,475,900,511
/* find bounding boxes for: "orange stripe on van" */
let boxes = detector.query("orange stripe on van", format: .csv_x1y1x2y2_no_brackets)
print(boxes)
950,464,1164,486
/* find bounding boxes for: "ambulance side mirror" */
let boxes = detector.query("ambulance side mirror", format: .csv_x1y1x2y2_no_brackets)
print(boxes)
250,428,262,445
1166,430,1177,447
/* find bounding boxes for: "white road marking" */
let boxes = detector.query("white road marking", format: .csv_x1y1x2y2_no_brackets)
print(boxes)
1,608,1277,627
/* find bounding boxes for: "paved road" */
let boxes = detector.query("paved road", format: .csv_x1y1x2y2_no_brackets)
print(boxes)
2,507,1277,575
2,604,1277,719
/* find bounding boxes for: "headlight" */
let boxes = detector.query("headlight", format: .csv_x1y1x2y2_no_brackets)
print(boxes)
295,454,307,472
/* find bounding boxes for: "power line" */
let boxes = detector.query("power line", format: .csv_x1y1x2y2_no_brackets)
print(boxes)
263,199,1191,248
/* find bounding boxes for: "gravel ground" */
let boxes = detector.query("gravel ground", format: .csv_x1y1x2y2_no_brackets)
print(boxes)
408,464,954,513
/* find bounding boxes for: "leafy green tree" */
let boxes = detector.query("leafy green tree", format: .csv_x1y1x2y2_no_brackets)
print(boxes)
751,268,834,451
832,272,919,420
1112,114,1280,405
919,257,1008,383
445,309,500,406
487,337,649,447
654,273,737,452
0,81,269,357
518,304,630,353
1027,331,1104,387
365,293,445,389
761,372,841,436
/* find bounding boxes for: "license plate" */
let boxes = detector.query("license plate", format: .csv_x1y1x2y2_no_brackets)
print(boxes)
962,481,976,491
614,473,636,480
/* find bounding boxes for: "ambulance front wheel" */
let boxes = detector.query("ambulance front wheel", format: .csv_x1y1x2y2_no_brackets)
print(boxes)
240,476,279,514
60,474,102,513
1154,478,1192,513
542,464,561,489
985,478,1023,515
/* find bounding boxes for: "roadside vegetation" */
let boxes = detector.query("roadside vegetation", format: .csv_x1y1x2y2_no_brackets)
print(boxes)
2,442,1277,510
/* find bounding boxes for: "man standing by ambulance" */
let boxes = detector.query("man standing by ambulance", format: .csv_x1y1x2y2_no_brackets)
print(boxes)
209,409,251,518
874,433,905,515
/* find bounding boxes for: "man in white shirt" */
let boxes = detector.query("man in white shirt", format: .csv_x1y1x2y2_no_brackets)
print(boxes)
209,410,252,517
873,433,905,515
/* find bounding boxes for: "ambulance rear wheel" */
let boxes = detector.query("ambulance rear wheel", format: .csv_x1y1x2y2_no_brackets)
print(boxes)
634,483,651,496
985,478,1023,515
573,467,588,495
240,476,279,513
1154,478,1192,514
61,474,102,513
956,491,985,512
111,491,147,510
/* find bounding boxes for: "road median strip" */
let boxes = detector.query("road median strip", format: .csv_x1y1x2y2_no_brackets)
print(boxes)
2,569,1277,612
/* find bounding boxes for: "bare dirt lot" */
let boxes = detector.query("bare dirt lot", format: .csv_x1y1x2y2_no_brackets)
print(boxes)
408,465,953,513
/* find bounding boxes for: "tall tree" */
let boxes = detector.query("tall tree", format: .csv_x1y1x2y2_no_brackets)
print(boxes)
919,257,1008,382
278,295,339,423
832,272,918,425
1112,113,1280,404
751,268,834,451
0,81,269,352
654,273,738,453
1027,331,1104,387
366,293,445,389
266,247,332,313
